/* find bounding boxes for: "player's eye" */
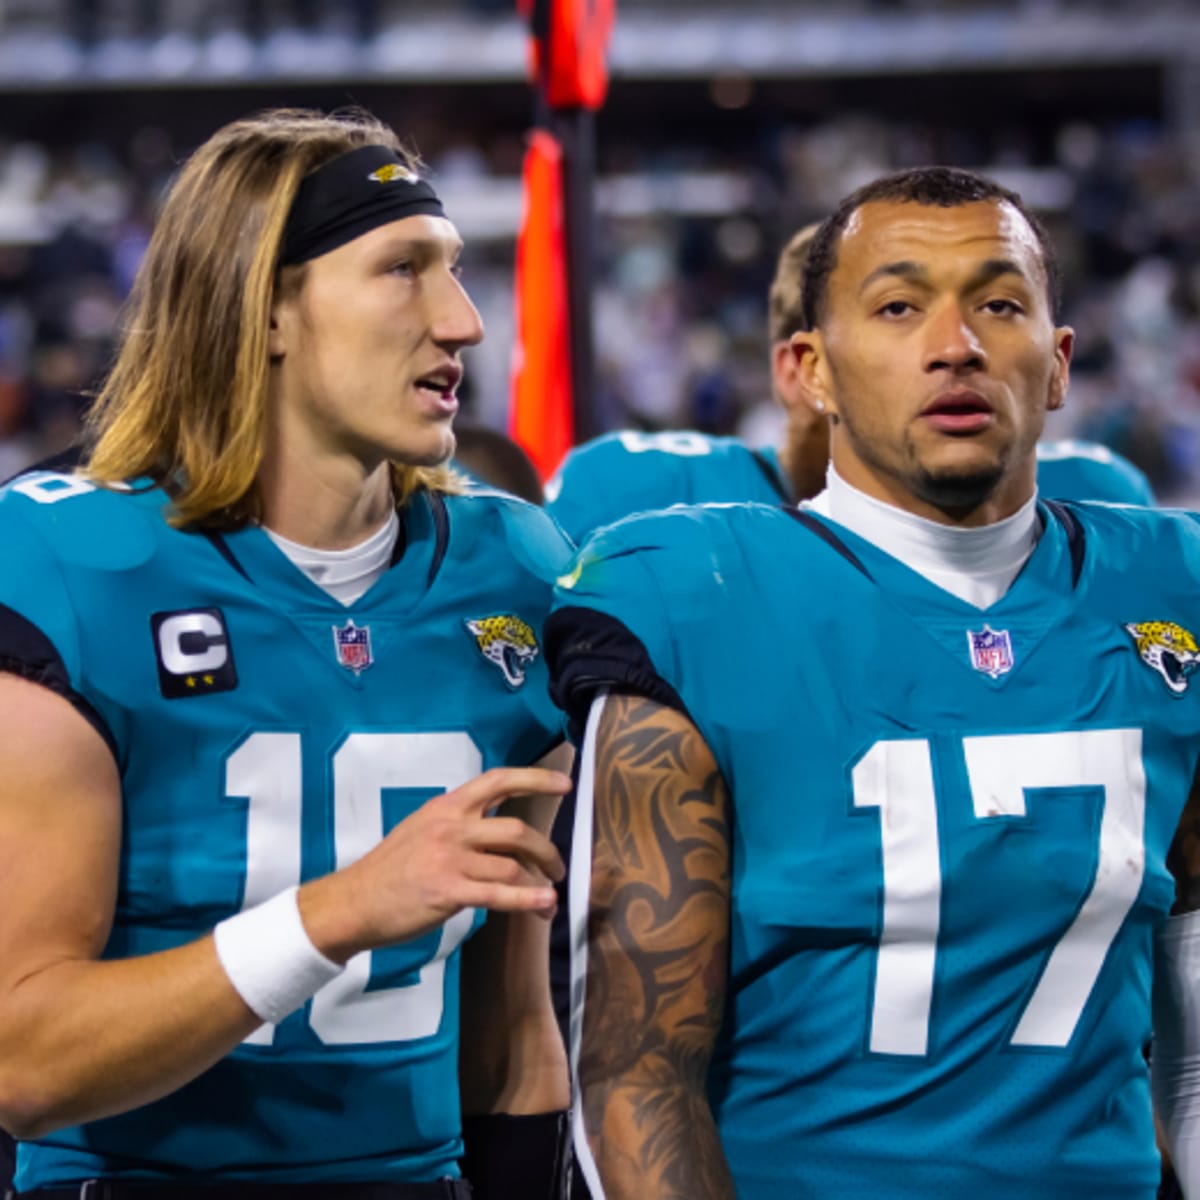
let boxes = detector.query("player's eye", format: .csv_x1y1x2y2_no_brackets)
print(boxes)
877,299,915,318
982,298,1023,316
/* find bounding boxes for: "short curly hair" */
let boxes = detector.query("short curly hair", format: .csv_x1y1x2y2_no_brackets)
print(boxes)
800,166,1061,332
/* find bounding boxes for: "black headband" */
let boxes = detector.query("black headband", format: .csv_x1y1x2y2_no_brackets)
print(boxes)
281,145,447,265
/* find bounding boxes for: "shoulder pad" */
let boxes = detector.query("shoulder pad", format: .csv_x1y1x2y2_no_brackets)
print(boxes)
0,473,161,571
445,489,573,581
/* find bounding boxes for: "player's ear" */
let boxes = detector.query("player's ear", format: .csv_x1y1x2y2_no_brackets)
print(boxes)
269,265,303,361
788,330,834,421
771,339,802,409
268,302,290,361
268,311,286,360
1048,325,1074,412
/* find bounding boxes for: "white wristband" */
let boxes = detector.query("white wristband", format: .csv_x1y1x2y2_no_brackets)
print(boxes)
213,887,344,1025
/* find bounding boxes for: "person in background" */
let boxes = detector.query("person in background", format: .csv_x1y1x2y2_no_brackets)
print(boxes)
548,225,1155,550
453,423,546,506
1036,435,1155,504
545,225,828,544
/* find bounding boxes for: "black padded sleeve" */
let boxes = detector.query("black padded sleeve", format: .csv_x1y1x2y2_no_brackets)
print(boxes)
0,602,118,763
461,1110,571,1200
544,606,687,740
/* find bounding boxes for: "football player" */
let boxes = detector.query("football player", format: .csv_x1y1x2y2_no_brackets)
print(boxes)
544,224,828,544
548,166,1200,1199
1036,435,1155,505
0,109,571,1199
546,229,1154,549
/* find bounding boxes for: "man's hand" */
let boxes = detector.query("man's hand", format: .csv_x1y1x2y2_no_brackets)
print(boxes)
299,767,571,964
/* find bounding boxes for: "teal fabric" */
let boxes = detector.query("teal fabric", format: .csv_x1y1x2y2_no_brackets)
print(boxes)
1036,438,1156,505
551,497,1200,1198
546,430,790,544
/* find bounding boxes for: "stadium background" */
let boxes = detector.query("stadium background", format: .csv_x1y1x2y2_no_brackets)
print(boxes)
0,0,1198,498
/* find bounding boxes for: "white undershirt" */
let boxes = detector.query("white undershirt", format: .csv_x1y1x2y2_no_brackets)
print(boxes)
263,510,400,606
804,466,1040,609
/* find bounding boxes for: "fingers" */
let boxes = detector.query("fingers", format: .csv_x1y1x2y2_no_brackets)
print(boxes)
423,848,558,920
467,847,552,889
467,816,564,882
460,880,559,917
446,767,573,817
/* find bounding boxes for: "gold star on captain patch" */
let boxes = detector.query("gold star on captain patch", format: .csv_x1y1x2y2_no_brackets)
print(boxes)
203,674,214,685
186,676,196,688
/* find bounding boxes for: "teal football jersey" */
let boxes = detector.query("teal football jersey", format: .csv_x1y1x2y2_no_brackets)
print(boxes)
0,472,569,1187
544,431,790,544
549,499,1200,1199
1037,438,1156,505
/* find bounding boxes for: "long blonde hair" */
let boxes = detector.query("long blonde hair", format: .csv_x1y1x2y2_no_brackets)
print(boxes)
84,107,457,528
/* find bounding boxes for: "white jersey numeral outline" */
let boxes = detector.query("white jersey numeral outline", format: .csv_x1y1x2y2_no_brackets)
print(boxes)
854,728,1146,1056
225,730,481,1047
616,431,714,457
10,472,96,504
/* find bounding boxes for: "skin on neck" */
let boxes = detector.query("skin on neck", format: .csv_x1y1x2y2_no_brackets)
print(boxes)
257,383,398,550
777,409,830,503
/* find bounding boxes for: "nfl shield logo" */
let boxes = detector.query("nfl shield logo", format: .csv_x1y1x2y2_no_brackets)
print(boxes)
966,625,1014,679
332,619,373,674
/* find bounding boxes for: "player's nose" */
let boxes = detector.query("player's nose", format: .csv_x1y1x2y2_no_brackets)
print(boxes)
430,270,484,351
923,301,986,374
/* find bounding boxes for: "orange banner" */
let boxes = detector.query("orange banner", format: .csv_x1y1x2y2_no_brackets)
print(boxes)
509,129,573,480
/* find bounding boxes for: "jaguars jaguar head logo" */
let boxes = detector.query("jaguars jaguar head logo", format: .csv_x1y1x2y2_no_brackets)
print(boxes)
465,614,540,689
368,163,419,184
1125,621,1200,695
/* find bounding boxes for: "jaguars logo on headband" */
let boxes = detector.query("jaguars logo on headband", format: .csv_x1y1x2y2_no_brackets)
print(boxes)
368,163,419,185
465,614,540,689
1126,620,1200,695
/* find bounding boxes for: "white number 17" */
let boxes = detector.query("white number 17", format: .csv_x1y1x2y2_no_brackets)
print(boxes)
852,728,1146,1055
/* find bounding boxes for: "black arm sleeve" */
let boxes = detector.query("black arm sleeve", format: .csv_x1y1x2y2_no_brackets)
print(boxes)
0,602,118,762
543,606,687,740
461,1110,572,1200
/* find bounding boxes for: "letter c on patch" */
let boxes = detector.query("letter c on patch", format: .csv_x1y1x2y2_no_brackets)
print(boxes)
157,611,228,674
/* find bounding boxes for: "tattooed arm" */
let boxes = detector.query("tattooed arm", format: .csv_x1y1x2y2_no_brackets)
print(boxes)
579,692,735,1200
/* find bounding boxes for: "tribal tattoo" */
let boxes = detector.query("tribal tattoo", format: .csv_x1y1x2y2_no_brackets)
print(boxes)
579,693,735,1199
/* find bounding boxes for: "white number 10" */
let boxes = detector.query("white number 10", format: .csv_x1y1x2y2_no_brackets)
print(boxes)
224,730,482,1047
852,728,1146,1056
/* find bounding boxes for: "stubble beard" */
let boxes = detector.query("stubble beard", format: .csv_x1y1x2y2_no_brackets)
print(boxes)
910,454,1006,515
840,404,1007,517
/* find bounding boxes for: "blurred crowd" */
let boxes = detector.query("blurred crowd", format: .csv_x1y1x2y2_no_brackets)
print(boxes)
579,114,1200,502
2,0,1190,41
0,102,1198,498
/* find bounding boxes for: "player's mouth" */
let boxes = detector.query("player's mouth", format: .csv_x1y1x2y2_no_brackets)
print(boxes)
414,364,462,415
920,390,995,434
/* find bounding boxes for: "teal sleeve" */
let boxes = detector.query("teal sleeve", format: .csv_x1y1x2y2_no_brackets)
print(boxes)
0,489,84,687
